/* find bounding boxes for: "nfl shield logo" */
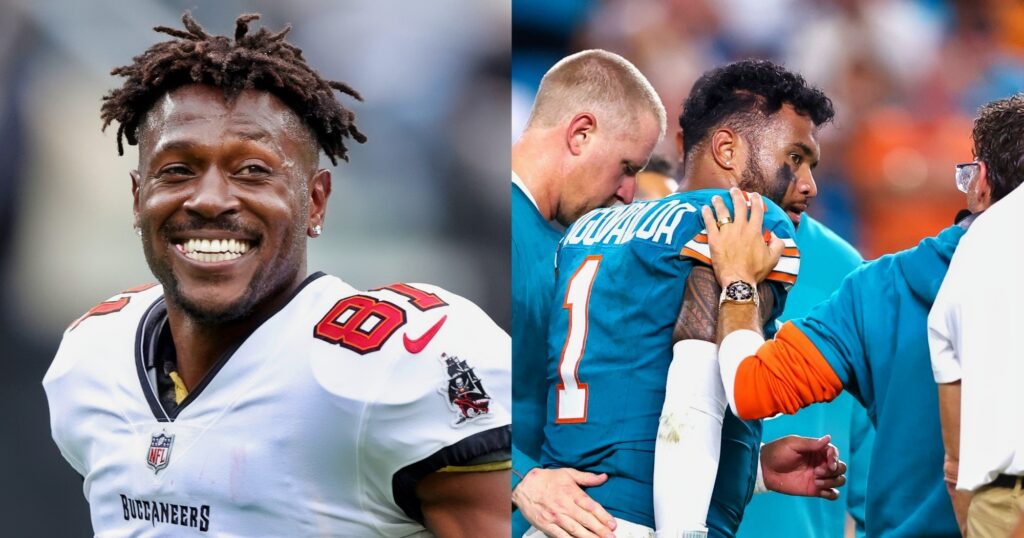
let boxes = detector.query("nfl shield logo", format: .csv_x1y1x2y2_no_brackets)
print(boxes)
146,432,174,474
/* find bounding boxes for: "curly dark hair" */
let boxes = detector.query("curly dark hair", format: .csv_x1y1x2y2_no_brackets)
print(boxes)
678,59,834,159
973,93,1024,203
100,12,366,165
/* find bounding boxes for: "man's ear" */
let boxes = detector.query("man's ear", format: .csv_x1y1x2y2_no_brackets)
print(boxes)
130,171,141,228
566,113,597,156
976,160,993,207
307,169,332,237
710,128,740,172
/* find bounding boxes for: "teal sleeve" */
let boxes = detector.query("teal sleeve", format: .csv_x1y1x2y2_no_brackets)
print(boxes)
791,267,870,400
846,405,875,538
512,442,540,491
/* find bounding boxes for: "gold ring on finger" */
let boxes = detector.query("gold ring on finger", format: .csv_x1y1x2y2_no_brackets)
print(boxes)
717,216,733,227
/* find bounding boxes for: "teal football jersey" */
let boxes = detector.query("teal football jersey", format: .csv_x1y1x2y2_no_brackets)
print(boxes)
541,189,799,531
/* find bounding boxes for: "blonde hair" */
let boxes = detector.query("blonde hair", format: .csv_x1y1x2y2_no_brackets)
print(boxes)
526,49,666,140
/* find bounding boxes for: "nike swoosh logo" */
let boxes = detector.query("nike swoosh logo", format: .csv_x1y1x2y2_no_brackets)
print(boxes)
403,315,448,354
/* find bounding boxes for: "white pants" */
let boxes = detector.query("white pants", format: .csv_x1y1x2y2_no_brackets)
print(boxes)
523,517,655,538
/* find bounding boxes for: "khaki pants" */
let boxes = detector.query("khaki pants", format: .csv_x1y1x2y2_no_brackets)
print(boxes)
967,477,1024,538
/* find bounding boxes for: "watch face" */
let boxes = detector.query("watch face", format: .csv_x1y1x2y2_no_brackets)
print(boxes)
726,281,754,301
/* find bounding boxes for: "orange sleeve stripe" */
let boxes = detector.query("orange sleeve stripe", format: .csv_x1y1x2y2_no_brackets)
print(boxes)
680,247,712,264
766,271,797,284
733,322,844,420
697,234,795,254
696,235,793,251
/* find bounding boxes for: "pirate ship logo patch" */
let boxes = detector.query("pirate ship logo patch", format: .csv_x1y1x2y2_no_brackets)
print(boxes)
438,352,492,427
146,432,174,474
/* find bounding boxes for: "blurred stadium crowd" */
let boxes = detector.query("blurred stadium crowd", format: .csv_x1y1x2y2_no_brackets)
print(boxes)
0,0,507,534
513,0,1024,258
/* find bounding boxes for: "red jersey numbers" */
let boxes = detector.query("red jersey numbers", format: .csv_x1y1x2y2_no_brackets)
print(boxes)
68,283,157,331
376,283,448,311
314,284,450,355
314,296,407,354
69,298,130,331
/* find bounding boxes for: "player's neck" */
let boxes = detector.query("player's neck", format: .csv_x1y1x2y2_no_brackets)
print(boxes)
512,132,560,221
677,159,737,193
163,309,251,390
162,269,310,390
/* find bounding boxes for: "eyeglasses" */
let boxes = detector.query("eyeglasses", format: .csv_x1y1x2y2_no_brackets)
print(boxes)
954,161,979,193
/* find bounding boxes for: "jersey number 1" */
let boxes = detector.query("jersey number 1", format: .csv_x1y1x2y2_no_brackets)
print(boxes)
556,255,601,424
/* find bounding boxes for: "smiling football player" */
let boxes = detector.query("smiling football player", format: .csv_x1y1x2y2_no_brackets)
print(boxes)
43,12,510,537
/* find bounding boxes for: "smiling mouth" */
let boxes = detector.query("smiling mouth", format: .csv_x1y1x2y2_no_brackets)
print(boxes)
174,238,254,263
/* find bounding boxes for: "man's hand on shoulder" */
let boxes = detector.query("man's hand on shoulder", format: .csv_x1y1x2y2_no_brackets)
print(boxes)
512,467,617,538
700,188,785,287
761,435,847,500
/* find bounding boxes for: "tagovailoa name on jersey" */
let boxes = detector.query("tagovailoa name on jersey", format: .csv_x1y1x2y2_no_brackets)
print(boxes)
120,494,211,532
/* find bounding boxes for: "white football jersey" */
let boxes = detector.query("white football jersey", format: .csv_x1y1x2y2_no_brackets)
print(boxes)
43,273,511,537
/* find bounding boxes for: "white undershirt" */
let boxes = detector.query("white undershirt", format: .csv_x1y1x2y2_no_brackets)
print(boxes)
928,184,1024,491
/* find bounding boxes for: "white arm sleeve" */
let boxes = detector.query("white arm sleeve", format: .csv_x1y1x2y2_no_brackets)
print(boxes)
927,288,963,384
718,329,765,416
753,443,768,494
653,339,726,536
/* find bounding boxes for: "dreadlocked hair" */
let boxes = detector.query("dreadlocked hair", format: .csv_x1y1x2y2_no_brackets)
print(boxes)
100,11,366,165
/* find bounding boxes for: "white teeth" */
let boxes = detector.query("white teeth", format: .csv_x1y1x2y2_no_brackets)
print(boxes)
183,250,242,262
178,237,252,259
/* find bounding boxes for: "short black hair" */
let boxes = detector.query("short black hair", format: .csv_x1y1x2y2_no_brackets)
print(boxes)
101,12,366,165
973,93,1024,203
679,59,834,158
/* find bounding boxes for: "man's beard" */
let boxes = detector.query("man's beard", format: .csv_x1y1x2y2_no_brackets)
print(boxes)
161,267,264,324
141,215,303,325
739,150,793,207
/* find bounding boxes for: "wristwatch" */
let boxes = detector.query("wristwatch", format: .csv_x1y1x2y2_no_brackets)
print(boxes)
720,280,759,309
